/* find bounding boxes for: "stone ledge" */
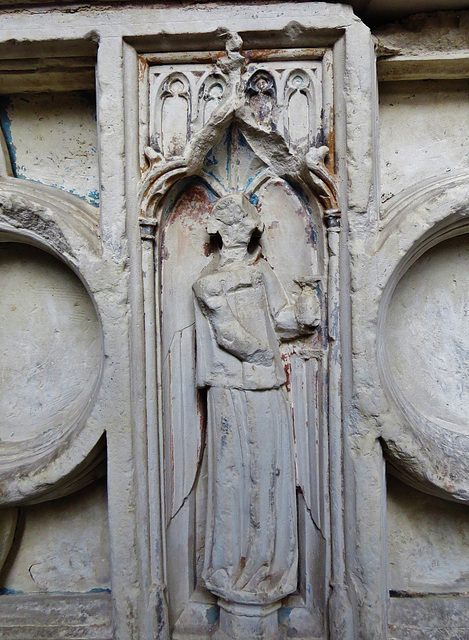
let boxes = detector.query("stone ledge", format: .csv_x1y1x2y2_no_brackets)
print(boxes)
0,592,112,640
389,594,469,640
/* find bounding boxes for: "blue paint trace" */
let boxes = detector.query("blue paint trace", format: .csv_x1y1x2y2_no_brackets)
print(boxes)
205,604,220,626
202,126,268,195
278,606,292,625
0,91,100,208
0,96,18,175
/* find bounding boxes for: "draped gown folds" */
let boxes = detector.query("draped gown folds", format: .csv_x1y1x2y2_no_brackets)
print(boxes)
193,257,301,605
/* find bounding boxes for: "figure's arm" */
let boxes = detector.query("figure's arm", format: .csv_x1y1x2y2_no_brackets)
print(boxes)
193,278,273,365
260,261,320,339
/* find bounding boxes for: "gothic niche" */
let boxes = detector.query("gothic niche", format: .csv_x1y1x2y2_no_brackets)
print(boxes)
201,75,227,125
156,133,328,640
154,73,191,157
246,70,276,126
141,40,336,640
285,70,314,149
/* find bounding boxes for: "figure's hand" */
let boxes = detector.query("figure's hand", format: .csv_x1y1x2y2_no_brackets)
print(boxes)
295,278,321,332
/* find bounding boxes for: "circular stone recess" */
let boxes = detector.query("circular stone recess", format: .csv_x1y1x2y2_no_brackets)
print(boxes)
0,242,102,444
384,234,469,434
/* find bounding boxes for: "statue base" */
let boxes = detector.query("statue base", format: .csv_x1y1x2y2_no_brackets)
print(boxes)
213,599,282,640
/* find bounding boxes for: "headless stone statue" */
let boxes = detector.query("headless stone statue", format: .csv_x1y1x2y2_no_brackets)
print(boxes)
193,193,319,639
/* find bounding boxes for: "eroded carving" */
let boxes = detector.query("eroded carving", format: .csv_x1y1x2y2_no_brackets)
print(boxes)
376,171,469,503
246,70,276,126
0,177,107,507
193,195,319,628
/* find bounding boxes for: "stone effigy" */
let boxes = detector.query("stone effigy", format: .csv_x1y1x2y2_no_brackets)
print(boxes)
193,193,319,638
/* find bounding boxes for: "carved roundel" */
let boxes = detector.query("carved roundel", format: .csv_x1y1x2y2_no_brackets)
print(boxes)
377,172,469,501
0,178,105,505
0,243,102,447
384,234,469,435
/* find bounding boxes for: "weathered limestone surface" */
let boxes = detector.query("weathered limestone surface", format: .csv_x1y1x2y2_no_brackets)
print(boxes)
0,91,99,205
379,79,469,205
0,3,467,640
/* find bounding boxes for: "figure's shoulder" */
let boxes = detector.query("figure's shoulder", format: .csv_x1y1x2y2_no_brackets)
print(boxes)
193,271,224,299
255,257,275,280
255,256,271,271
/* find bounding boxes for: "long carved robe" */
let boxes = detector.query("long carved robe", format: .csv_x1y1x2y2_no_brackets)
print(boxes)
193,257,299,605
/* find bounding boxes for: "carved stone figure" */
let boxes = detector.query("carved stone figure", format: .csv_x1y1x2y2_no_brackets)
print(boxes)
193,193,320,638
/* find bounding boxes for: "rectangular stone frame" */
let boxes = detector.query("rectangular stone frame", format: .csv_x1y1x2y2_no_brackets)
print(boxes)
372,20,469,640
0,4,378,639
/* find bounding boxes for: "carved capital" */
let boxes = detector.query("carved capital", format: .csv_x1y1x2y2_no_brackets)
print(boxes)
139,216,158,241
324,207,341,230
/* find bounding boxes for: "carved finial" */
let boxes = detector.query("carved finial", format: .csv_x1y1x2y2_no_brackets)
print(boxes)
217,29,246,75
221,30,243,56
